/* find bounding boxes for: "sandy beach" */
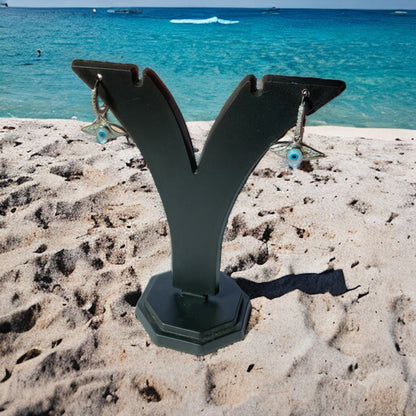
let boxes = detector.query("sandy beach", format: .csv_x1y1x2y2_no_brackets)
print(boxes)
0,117,415,415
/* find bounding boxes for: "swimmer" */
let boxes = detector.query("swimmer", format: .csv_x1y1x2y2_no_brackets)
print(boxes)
36,49,42,57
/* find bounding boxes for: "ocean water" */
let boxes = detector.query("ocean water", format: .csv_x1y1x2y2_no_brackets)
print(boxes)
0,7,415,128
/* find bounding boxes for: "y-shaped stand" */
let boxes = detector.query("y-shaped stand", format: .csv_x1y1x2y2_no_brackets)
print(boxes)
72,60,345,355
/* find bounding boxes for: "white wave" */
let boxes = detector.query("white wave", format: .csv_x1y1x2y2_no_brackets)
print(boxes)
217,18,239,24
170,16,239,24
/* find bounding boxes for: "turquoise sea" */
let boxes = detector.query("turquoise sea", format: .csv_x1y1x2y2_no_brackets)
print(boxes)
0,7,415,128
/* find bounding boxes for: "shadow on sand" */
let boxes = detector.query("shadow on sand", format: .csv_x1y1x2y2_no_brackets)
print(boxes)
236,269,357,300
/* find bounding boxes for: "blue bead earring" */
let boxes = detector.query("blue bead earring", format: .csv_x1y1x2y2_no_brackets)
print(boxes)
270,89,325,168
81,74,128,144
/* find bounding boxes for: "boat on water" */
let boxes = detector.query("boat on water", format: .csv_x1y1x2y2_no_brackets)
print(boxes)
393,10,408,15
0,3,9,7
262,7,280,14
107,8,143,15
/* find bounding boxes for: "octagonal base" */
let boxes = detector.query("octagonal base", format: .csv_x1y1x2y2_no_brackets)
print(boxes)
135,272,251,355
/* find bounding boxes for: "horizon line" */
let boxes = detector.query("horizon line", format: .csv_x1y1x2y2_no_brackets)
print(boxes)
4,6,415,10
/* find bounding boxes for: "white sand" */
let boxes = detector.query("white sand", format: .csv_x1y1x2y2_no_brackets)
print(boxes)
0,118,415,415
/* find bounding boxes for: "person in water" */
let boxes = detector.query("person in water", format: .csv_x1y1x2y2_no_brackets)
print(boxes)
36,49,42,57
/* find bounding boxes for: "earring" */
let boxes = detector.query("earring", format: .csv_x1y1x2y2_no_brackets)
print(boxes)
270,89,325,168
81,74,128,144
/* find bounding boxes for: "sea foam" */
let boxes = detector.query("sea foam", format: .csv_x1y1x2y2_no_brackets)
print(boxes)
170,16,239,24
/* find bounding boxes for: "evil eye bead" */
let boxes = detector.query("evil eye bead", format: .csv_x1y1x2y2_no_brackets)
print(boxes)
96,127,110,144
286,148,303,168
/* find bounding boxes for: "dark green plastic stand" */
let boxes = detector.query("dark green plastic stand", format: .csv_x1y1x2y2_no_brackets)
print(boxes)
72,60,345,355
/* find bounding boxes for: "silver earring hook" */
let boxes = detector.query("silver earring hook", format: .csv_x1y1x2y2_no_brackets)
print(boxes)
293,89,309,144
91,73,108,118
